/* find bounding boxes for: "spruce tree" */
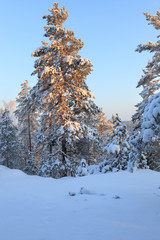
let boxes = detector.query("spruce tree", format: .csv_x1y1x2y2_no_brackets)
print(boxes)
0,109,23,169
130,10,160,170
2,100,17,125
31,3,102,177
95,108,108,163
101,114,130,172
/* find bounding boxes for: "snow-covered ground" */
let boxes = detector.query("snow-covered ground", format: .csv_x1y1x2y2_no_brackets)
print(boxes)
0,166,160,240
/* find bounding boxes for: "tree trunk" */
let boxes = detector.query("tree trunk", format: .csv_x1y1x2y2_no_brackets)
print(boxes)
49,116,52,154
62,136,66,165
28,114,32,152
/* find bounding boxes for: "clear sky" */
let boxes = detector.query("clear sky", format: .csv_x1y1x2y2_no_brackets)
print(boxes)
0,0,160,120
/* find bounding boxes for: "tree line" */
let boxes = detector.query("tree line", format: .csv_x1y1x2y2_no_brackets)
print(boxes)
0,3,160,177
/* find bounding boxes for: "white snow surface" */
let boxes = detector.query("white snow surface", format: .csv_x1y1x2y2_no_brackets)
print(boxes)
0,165,160,240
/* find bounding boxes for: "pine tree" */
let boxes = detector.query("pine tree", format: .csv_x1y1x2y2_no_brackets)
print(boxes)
0,109,23,169
31,3,102,177
15,80,39,172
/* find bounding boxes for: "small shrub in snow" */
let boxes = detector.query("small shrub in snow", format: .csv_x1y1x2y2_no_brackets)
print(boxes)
88,164,100,175
99,159,112,173
76,159,88,177
24,158,38,175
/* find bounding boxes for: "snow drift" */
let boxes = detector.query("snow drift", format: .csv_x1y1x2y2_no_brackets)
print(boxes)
0,166,160,240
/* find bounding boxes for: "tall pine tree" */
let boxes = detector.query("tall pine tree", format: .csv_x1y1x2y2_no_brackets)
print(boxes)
31,2,102,177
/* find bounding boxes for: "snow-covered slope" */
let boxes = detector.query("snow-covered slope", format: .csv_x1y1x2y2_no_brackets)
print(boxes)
0,166,160,240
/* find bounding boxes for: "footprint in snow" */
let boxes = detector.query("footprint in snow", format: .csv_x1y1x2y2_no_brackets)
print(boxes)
79,187,105,196
68,192,76,196
113,195,121,199
68,187,105,197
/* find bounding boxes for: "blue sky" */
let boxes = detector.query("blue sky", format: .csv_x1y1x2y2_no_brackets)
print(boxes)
0,0,160,120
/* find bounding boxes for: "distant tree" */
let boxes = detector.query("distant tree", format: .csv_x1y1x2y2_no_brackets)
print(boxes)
95,109,111,163
2,100,17,124
109,114,130,170
31,3,103,178
0,107,4,116
15,80,39,172
100,114,130,173
0,109,23,169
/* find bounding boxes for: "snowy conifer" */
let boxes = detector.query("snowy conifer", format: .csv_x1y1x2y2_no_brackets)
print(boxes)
105,114,130,171
0,109,23,169
2,100,17,125
31,3,102,177
134,10,160,128
140,92,160,170
132,61,159,131
95,109,109,162
76,159,88,177
15,80,39,170
130,10,160,170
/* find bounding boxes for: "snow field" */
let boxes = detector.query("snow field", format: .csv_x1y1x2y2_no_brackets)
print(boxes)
0,166,160,240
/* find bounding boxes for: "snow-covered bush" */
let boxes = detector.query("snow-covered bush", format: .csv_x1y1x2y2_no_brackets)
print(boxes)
38,156,75,178
24,154,38,175
38,158,64,178
88,164,100,175
99,159,112,173
76,159,88,177
128,150,148,172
